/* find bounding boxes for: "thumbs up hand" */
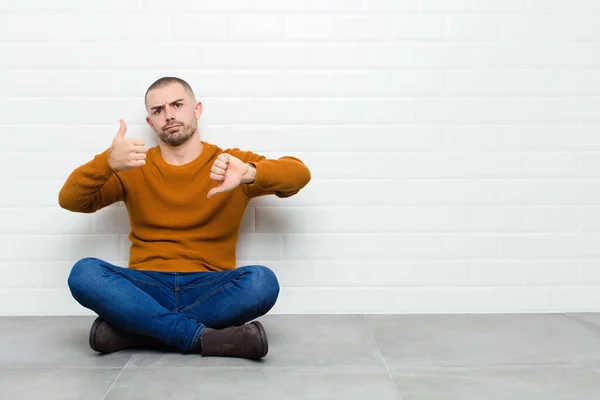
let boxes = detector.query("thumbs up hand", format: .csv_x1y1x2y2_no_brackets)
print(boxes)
108,120,147,172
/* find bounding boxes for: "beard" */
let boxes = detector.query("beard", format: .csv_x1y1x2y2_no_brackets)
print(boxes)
158,121,195,147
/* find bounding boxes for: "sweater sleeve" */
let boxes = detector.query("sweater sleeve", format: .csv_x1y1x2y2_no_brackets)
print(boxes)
58,148,125,213
225,148,311,199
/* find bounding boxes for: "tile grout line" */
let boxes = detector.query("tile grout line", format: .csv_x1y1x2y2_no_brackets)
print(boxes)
363,315,401,400
99,352,135,400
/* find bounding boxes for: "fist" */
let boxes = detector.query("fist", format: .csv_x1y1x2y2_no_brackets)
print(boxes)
207,153,253,199
108,120,147,172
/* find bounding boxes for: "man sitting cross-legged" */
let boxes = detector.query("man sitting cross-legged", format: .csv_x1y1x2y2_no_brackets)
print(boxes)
58,76,311,359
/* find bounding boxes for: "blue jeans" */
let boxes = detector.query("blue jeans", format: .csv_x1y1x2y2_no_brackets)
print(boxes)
67,257,280,352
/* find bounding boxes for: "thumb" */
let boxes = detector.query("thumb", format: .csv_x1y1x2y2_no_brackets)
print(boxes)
207,185,224,199
117,119,127,138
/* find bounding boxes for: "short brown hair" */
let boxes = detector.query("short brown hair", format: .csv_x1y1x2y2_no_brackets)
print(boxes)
145,77,196,107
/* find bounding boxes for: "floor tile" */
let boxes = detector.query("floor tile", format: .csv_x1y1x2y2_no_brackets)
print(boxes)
364,314,600,368
0,316,133,369
391,365,600,400
0,368,122,400
565,313,600,333
104,366,398,400
130,314,384,368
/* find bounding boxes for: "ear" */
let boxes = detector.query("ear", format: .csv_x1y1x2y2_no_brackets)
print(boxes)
194,101,203,120
146,116,154,129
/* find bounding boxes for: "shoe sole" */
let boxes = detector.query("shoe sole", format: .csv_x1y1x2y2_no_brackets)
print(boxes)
89,317,102,353
250,321,268,358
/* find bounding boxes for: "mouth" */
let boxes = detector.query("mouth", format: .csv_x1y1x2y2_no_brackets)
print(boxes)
165,125,181,132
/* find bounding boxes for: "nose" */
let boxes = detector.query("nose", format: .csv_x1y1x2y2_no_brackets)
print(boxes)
163,104,175,121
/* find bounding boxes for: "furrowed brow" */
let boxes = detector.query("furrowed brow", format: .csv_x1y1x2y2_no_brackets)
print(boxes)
150,98,185,110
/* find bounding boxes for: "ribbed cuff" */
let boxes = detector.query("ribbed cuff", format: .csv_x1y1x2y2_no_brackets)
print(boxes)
95,148,118,179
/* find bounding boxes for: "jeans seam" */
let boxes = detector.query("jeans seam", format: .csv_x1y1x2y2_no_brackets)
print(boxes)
114,270,165,288
180,269,246,290
179,281,238,313
182,279,226,289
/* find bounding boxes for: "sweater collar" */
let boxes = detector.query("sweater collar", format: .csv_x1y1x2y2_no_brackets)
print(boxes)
152,141,217,171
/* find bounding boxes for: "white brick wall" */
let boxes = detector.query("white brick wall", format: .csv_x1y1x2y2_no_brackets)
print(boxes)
1,0,600,315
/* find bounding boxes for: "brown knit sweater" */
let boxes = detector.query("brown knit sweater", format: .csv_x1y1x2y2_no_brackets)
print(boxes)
58,142,311,272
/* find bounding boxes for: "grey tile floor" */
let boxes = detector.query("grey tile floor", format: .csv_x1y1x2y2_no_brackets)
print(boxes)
2,314,600,399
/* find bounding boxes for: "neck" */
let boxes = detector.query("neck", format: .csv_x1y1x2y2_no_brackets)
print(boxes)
159,130,203,166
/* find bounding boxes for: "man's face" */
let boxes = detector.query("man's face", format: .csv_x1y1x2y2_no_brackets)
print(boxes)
145,83,202,147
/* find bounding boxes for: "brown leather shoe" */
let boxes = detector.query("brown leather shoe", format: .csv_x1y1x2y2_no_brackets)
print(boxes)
197,321,268,359
89,317,161,354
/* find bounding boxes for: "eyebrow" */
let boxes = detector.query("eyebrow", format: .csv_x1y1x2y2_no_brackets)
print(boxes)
150,98,185,111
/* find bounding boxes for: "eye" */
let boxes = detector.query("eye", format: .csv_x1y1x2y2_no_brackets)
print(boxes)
153,109,162,114
174,103,182,108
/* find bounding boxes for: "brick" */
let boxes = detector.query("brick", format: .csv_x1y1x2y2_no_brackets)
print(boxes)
523,207,578,232
578,207,600,232
0,15,114,41
306,43,362,68
0,99,143,125
555,71,600,96
497,234,580,259
171,16,228,40
528,0,578,14
0,235,119,262
200,0,252,11
0,0,85,11
524,261,578,285
472,0,526,13
305,0,362,12
470,261,525,286
550,287,600,311
421,0,470,13
0,208,92,234
526,43,600,68
1,181,65,207
284,233,497,260
254,0,305,12
284,15,334,39
0,289,95,316
521,153,580,178
365,0,418,12
391,71,443,95
255,43,308,68
256,206,470,233
414,44,470,68
93,207,130,234
578,260,600,284
471,43,528,68
0,262,72,289
141,0,196,13
227,71,285,96
495,288,550,311
0,153,95,180
334,16,393,40
444,71,554,96
237,233,282,260
394,16,446,40
201,43,254,67
469,207,524,232
418,98,600,124
229,15,282,40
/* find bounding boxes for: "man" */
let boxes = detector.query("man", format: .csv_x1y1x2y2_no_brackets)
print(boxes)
58,77,311,359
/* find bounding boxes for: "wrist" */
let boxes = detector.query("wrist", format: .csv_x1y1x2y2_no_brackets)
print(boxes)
242,163,256,184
